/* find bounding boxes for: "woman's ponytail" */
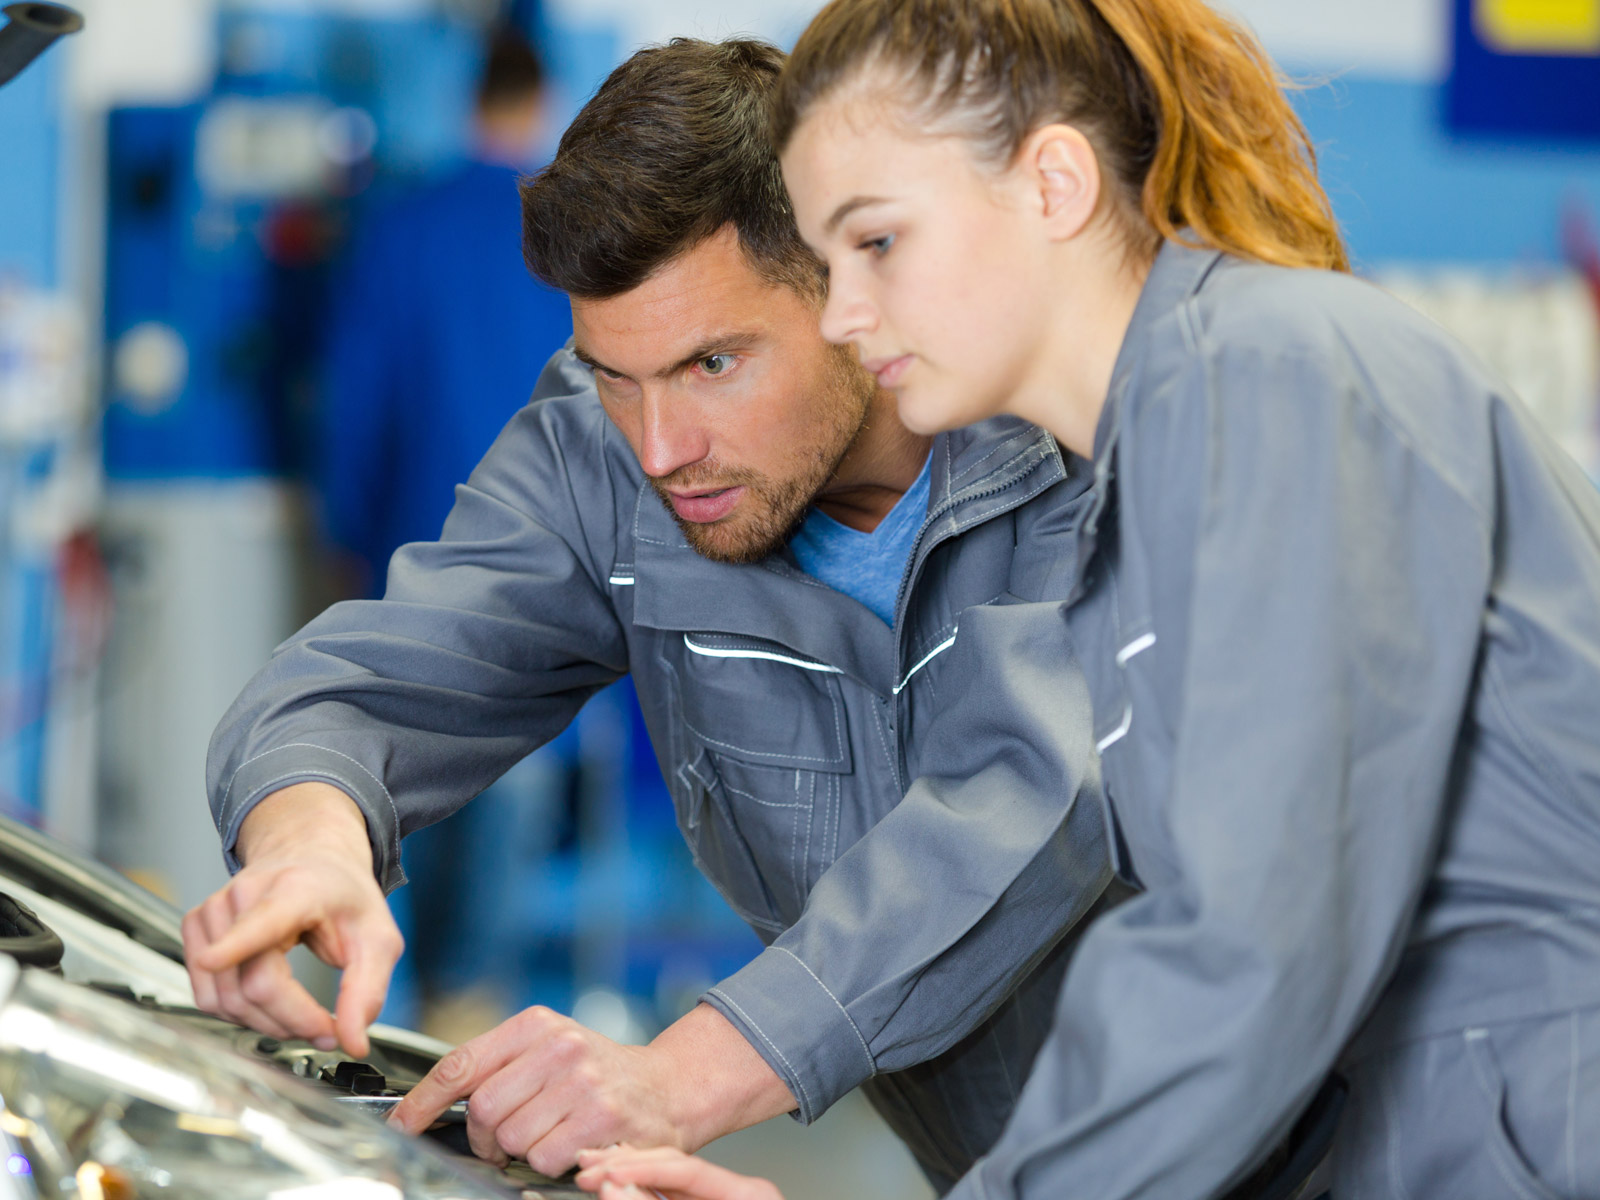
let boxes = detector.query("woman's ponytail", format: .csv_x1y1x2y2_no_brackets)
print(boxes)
1090,0,1348,270
775,0,1350,273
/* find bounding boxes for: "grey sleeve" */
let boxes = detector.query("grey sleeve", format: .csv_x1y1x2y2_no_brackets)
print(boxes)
703,600,1113,1122
952,345,1493,1199
208,357,629,893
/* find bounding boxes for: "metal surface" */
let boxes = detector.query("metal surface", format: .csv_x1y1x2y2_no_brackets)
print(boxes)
0,819,602,1194
0,957,518,1199
0,812,186,962
333,1093,470,1124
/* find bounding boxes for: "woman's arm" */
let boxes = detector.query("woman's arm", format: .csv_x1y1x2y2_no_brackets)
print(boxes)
952,336,1495,1199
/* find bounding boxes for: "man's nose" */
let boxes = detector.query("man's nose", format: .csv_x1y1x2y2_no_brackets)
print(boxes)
638,389,710,480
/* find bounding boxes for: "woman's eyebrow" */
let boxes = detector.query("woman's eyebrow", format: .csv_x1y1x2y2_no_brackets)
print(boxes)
824,195,890,235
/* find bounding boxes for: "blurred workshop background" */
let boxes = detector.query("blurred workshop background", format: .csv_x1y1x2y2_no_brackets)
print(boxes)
0,1,1597,1195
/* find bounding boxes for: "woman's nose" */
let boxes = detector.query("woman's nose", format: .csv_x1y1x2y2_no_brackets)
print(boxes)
819,271,876,346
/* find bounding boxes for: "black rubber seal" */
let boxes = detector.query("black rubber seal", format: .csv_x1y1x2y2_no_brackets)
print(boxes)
0,892,66,971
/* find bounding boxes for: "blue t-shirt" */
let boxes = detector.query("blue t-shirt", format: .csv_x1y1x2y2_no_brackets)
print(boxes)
789,453,933,627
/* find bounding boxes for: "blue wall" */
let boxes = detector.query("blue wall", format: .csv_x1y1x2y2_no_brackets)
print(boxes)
0,52,61,288
7,28,1600,290
1296,74,1600,269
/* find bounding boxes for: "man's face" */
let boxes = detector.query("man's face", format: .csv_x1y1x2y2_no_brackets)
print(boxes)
571,225,876,564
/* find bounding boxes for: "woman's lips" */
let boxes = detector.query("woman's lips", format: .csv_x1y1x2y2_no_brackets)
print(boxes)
668,485,746,523
864,354,913,387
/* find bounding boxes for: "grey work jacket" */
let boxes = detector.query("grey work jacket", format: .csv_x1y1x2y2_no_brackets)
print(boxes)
208,348,1113,1185
952,242,1600,1200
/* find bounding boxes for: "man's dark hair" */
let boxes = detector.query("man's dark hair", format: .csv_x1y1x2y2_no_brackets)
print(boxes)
520,38,822,301
477,26,544,109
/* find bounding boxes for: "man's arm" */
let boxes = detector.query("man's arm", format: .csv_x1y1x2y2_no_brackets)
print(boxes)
208,355,628,894
189,353,629,1047
388,1002,794,1173
703,598,1112,1123
575,1144,783,1200
390,593,1110,1173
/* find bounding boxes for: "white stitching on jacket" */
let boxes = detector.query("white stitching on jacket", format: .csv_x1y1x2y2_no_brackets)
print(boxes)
723,779,801,809
706,989,815,1117
772,947,876,1077
684,719,840,766
220,744,400,867
681,636,847,767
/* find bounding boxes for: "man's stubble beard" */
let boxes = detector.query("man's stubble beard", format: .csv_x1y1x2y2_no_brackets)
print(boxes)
649,346,878,566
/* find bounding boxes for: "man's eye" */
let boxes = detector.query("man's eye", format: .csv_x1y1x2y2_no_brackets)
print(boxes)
699,354,735,376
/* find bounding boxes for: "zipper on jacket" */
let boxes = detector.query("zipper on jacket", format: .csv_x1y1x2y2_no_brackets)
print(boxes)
885,442,1061,782
890,446,1058,639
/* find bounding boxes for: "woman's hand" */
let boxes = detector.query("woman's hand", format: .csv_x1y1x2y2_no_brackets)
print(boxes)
574,1144,785,1200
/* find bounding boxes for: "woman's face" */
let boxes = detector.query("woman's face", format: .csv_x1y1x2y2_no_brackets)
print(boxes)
782,90,1054,436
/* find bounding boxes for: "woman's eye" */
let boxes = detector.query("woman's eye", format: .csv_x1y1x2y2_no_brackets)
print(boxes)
860,233,895,257
699,354,735,376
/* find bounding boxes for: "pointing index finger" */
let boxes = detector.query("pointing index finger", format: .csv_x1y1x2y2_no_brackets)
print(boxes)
388,1012,546,1137
389,1042,490,1134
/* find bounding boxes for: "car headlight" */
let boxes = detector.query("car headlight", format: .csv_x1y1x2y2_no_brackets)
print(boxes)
0,957,515,1199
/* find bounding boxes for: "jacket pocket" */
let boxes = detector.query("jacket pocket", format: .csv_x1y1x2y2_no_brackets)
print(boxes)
1462,1025,1575,1200
675,747,787,934
664,634,855,930
674,632,851,771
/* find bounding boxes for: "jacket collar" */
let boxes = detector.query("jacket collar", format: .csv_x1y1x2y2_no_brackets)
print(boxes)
1096,239,1226,468
630,416,1067,695
1066,240,1225,602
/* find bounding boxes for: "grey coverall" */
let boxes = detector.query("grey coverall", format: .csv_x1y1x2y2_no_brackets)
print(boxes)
949,242,1600,1200
206,350,1114,1189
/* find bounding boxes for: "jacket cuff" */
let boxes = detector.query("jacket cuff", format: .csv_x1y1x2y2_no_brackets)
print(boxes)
214,744,405,894
702,945,876,1124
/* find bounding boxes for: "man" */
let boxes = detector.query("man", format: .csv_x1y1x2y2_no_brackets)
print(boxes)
184,38,1113,1193
321,24,565,595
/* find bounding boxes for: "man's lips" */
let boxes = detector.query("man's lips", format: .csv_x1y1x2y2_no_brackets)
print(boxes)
862,354,913,387
666,485,746,523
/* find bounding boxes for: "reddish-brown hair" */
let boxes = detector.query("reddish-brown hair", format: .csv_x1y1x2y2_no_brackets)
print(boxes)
773,0,1349,273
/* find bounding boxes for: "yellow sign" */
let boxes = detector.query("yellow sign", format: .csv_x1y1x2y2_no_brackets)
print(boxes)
1476,0,1600,53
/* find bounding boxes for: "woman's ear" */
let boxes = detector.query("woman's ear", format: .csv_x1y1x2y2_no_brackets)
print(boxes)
1018,124,1102,242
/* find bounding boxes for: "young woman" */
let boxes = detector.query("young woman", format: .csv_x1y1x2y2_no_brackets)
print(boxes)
577,1,1600,1197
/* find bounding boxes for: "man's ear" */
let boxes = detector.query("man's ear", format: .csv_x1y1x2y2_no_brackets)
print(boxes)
1016,124,1102,242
